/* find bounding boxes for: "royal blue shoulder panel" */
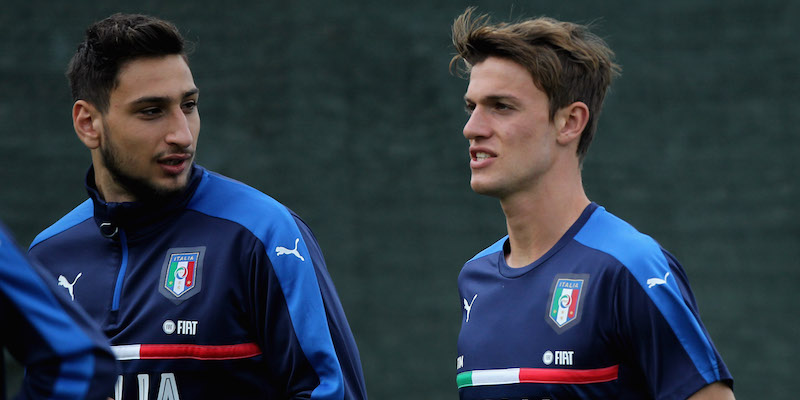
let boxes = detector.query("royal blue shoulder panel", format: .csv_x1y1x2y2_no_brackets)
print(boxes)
467,236,507,263
574,207,720,383
29,199,93,250
188,170,343,398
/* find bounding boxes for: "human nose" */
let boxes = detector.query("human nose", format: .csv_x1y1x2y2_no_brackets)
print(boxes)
463,107,491,141
165,108,194,148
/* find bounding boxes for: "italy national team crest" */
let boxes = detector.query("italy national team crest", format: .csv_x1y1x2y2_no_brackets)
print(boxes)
546,274,589,333
159,247,205,304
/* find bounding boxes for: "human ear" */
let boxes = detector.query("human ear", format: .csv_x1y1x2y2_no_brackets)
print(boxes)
555,101,590,146
73,100,103,150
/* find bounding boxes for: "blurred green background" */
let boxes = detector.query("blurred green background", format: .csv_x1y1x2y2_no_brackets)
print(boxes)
1,0,797,398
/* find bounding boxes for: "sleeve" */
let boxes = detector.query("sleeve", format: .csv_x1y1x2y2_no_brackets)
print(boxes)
292,212,368,399
0,223,118,399
249,208,367,399
613,249,733,399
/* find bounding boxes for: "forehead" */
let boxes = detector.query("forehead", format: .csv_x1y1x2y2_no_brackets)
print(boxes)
465,57,542,101
111,54,196,104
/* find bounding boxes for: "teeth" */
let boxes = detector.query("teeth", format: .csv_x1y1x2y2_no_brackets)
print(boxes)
475,152,490,161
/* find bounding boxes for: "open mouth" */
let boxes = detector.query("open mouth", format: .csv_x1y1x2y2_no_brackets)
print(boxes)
158,153,192,165
474,152,491,161
161,159,185,166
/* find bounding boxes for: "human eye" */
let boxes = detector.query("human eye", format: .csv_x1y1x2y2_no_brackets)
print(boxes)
464,102,475,115
138,107,163,119
494,102,512,111
182,99,198,113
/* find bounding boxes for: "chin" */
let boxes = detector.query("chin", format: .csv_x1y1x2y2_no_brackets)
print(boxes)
472,175,519,199
470,180,500,197
133,176,190,203
158,177,190,194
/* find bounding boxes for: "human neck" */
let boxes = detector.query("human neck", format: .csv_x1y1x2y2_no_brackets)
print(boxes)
92,164,137,203
499,171,590,268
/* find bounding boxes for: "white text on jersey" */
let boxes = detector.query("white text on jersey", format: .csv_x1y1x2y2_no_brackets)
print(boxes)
115,373,180,400
162,319,198,335
543,350,574,366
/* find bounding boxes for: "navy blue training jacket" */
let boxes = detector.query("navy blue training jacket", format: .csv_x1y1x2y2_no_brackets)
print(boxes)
28,165,367,399
1,221,118,399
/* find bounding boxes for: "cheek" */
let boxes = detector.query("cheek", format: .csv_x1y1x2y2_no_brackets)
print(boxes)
504,122,537,147
190,116,201,140
512,117,553,146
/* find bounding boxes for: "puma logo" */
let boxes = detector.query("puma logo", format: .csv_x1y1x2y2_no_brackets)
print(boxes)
58,273,82,301
275,238,305,261
647,272,670,289
463,294,477,322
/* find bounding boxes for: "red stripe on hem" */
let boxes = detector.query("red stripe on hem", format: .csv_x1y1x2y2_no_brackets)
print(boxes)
138,343,262,360
518,365,619,384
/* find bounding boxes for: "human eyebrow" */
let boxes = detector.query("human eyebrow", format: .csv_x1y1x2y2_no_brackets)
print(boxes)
483,95,518,104
464,95,520,111
465,94,519,104
130,88,199,106
130,96,170,107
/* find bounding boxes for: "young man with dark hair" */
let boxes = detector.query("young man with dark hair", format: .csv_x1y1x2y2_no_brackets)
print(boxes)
451,8,733,399
28,13,367,399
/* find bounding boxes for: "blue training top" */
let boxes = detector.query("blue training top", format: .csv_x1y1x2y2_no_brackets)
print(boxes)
1,222,117,399
29,165,367,399
456,203,732,399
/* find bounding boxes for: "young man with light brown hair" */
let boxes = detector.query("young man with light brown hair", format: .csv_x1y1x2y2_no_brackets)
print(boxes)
451,7,734,399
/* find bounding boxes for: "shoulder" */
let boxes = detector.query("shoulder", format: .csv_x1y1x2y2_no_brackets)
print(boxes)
29,199,94,250
187,170,320,269
573,206,669,277
459,236,507,288
191,169,286,212
467,236,508,264
188,169,297,239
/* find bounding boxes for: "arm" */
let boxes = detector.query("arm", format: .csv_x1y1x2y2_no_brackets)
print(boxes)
688,382,735,400
614,252,733,399
0,224,118,399
293,212,368,399
184,172,366,398
250,210,367,399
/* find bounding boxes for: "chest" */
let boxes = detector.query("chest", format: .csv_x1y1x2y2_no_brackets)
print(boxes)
456,261,631,399
45,226,259,346
458,268,620,369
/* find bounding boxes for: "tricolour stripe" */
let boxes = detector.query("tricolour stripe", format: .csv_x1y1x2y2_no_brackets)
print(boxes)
472,368,520,386
113,345,141,361
457,366,619,388
112,343,261,361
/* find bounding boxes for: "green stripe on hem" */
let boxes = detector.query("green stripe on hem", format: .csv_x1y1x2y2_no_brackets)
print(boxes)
456,371,473,388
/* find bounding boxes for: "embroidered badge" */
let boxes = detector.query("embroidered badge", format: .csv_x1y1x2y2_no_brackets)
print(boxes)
546,274,589,333
159,247,205,304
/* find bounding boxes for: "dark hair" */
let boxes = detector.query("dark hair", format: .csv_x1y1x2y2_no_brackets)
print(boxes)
451,7,621,162
66,13,188,113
